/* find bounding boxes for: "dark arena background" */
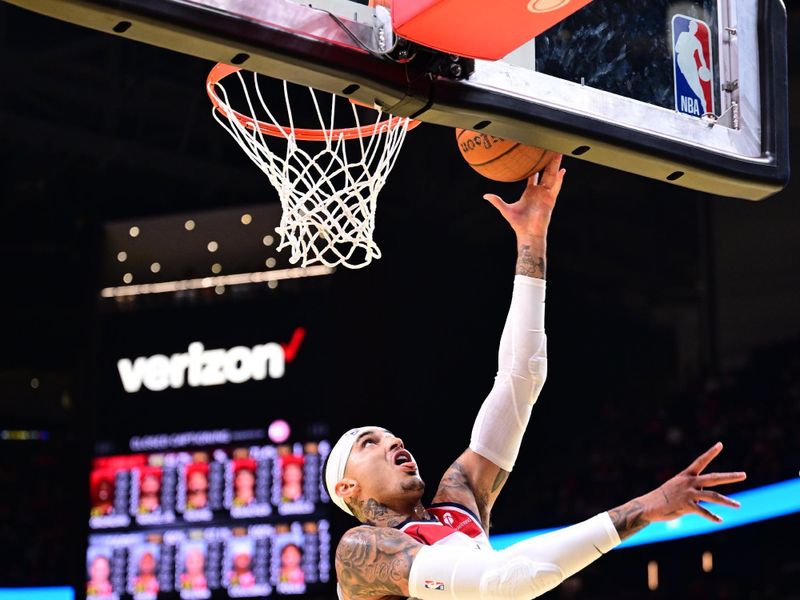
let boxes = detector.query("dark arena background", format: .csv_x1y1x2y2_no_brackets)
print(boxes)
1,2,799,600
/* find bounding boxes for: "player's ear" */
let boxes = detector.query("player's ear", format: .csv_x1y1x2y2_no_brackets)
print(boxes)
335,478,358,501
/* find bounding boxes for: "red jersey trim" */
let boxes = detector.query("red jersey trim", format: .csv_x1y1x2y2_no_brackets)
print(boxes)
396,503,486,546
428,502,484,527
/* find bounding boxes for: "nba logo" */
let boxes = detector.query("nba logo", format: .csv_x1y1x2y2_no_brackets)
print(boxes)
424,581,446,591
672,15,715,117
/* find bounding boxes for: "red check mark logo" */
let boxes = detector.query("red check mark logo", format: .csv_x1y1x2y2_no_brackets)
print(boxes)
281,327,306,363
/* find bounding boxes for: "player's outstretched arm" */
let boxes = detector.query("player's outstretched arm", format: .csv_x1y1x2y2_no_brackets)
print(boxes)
337,445,743,600
609,442,746,539
335,526,422,600
484,152,565,281
434,155,566,529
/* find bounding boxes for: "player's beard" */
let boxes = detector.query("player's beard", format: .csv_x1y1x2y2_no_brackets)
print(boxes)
400,476,425,494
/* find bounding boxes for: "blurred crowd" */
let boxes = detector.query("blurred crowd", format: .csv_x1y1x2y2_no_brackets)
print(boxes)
0,439,75,585
503,337,800,528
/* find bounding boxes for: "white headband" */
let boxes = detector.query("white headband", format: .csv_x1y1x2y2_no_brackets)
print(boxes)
324,426,383,516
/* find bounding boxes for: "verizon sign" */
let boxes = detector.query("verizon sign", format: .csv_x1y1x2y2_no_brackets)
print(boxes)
117,328,305,393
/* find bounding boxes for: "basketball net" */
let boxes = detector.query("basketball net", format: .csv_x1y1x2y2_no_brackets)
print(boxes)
207,64,418,269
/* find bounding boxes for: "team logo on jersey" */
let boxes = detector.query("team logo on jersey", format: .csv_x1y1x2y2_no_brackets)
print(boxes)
424,581,446,591
442,512,455,527
672,14,715,117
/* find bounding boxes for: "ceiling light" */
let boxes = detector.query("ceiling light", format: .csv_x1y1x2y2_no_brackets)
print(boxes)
268,420,291,443
123,273,133,284
100,265,334,298
185,219,196,231
129,226,140,238
241,214,252,225
117,251,127,262
208,241,218,252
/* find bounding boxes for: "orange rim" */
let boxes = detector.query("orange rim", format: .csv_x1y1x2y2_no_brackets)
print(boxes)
207,63,421,141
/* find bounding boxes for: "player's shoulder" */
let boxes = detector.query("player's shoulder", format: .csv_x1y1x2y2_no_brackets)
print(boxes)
337,524,421,554
335,525,421,600
337,524,380,550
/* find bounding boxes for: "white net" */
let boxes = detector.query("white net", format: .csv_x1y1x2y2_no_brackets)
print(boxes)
210,71,413,269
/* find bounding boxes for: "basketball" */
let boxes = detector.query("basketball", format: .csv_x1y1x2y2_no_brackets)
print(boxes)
455,129,554,183
698,66,711,81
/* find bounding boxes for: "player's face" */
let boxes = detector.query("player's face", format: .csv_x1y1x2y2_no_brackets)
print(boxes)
281,545,301,569
141,474,160,493
139,552,156,575
233,552,251,571
97,480,112,502
185,549,205,575
344,427,424,513
188,471,208,490
90,556,110,581
235,469,255,498
283,463,302,484
188,471,209,507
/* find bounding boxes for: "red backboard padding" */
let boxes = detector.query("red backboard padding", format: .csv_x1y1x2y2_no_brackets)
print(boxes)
392,0,595,60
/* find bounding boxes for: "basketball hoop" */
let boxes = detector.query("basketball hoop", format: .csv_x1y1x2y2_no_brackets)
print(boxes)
207,63,420,269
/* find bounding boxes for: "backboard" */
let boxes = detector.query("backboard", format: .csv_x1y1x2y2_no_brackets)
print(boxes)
3,0,789,200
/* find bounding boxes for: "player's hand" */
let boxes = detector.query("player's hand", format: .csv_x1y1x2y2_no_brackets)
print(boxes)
483,153,565,239
641,442,746,523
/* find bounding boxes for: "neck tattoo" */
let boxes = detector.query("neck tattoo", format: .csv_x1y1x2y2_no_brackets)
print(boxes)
352,497,429,527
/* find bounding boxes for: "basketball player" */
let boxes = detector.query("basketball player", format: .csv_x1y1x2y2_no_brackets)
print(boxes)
327,154,746,600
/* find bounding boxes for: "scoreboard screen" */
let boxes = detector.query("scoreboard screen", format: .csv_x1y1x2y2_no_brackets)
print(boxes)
86,427,331,599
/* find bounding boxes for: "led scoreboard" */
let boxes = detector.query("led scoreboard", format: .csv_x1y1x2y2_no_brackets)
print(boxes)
87,428,332,599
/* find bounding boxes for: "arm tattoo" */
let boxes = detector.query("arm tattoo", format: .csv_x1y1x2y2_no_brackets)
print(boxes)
516,244,546,278
608,500,650,541
335,526,420,599
491,470,509,493
434,461,495,531
435,461,472,498
658,486,679,518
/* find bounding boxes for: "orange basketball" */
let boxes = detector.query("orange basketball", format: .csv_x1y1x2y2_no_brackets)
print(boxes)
455,129,554,183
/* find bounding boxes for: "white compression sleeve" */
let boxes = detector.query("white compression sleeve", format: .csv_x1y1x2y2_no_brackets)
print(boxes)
470,275,547,471
408,512,620,600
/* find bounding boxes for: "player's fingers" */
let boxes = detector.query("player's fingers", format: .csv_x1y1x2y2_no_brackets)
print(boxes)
694,489,741,508
550,168,567,198
693,502,723,523
483,193,508,214
539,153,563,188
521,174,541,203
685,442,723,475
697,471,747,487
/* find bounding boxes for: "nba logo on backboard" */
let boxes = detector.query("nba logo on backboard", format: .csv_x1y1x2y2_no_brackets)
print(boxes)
672,15,715,118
